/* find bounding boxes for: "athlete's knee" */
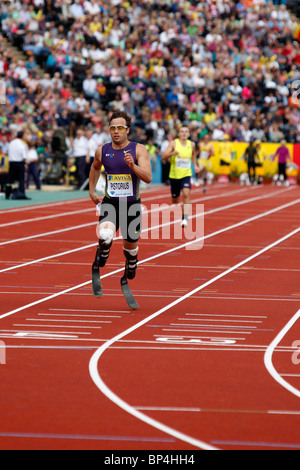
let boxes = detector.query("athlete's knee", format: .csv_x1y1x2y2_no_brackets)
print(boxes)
123,247,139,280
95,228,114,267
99,228,114,245
182,190,190,203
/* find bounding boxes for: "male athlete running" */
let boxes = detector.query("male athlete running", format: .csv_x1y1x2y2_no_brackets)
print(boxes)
162,126,198,227
89,111,152,308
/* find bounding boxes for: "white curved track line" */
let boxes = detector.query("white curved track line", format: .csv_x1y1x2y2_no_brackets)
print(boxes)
264,309,300,398
89,227,299,451
89,328,219,451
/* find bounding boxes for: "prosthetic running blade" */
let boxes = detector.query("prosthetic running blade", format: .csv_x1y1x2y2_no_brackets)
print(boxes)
92,264,103,297
121,275,139,310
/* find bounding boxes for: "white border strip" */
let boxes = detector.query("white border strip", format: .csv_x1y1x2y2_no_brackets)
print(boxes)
89,227,299,451
264,309,300,398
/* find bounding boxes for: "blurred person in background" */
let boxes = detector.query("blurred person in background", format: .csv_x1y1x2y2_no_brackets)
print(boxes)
73,128,89,189
243,138,259,185
6,130,31,200
273,139,291,186
26,137,41,190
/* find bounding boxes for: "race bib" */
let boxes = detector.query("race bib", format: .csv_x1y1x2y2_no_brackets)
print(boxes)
200,151,209,160
107,174,133,197
176,157,190,169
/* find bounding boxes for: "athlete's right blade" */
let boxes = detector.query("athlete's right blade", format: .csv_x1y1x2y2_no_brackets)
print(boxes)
121,276,139,310
92,264,103,297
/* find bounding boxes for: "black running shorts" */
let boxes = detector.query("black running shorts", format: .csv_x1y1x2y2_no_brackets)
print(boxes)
170,176,191,199
99,196,142,243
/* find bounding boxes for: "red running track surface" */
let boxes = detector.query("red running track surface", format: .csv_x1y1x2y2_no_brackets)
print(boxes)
0,183,300,450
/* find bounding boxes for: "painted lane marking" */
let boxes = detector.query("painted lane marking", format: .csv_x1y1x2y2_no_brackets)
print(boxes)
135,406,300,416
1,200,299,321
0,186,249,246
211,440,300,449
0,188,298,276
0,184,231,228
0,184,172,215
264,308,300,398
0,431,175,443
89,226,299,451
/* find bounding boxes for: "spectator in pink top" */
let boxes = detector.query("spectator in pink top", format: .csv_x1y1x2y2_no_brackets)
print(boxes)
273,140,291,185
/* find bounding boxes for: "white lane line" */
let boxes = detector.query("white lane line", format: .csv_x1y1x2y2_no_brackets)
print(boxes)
0,221,95,246
184,295,300,303
0,207,95,228
170,323,258,329
154,335,246,340
1,339,298,353
161,328,252,335
0,186,174,227
0,185,170,215
162,328,252,335
3,328,90,335
0,199,299,321
123,265,300,273
25,318,111,324
38,314,121,319
0,197,88,214
134,406,300,416
185,314,267,318
0,185,227,227
264,309,300,398
0,187,296,273
2,290,298,304
0,186,250,246
0,187,247,269
89,226,299,451
14,323,102,330
280,374,300,378
50,308,128,314
178,318,263,323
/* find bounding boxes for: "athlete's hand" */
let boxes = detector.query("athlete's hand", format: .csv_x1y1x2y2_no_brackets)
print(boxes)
89,192,102,205
124,151,135,169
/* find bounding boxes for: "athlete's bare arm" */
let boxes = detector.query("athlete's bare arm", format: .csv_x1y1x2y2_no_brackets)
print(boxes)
191,141,199,172
124,143,152,184
89,145,103,205
161,141,178,161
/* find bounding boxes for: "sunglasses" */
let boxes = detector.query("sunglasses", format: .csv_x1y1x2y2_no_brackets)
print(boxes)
109,125,128,131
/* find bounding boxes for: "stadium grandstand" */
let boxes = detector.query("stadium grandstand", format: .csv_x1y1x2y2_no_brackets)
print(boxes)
0,0,299,191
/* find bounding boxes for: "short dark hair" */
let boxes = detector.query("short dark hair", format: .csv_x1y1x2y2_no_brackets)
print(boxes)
109,111,131,129
17,130,24,139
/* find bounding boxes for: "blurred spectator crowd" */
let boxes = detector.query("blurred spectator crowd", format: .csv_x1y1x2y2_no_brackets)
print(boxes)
0,0,299,186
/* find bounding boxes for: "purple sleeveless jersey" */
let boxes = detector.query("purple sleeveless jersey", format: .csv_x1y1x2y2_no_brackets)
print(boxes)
101,142,140,202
